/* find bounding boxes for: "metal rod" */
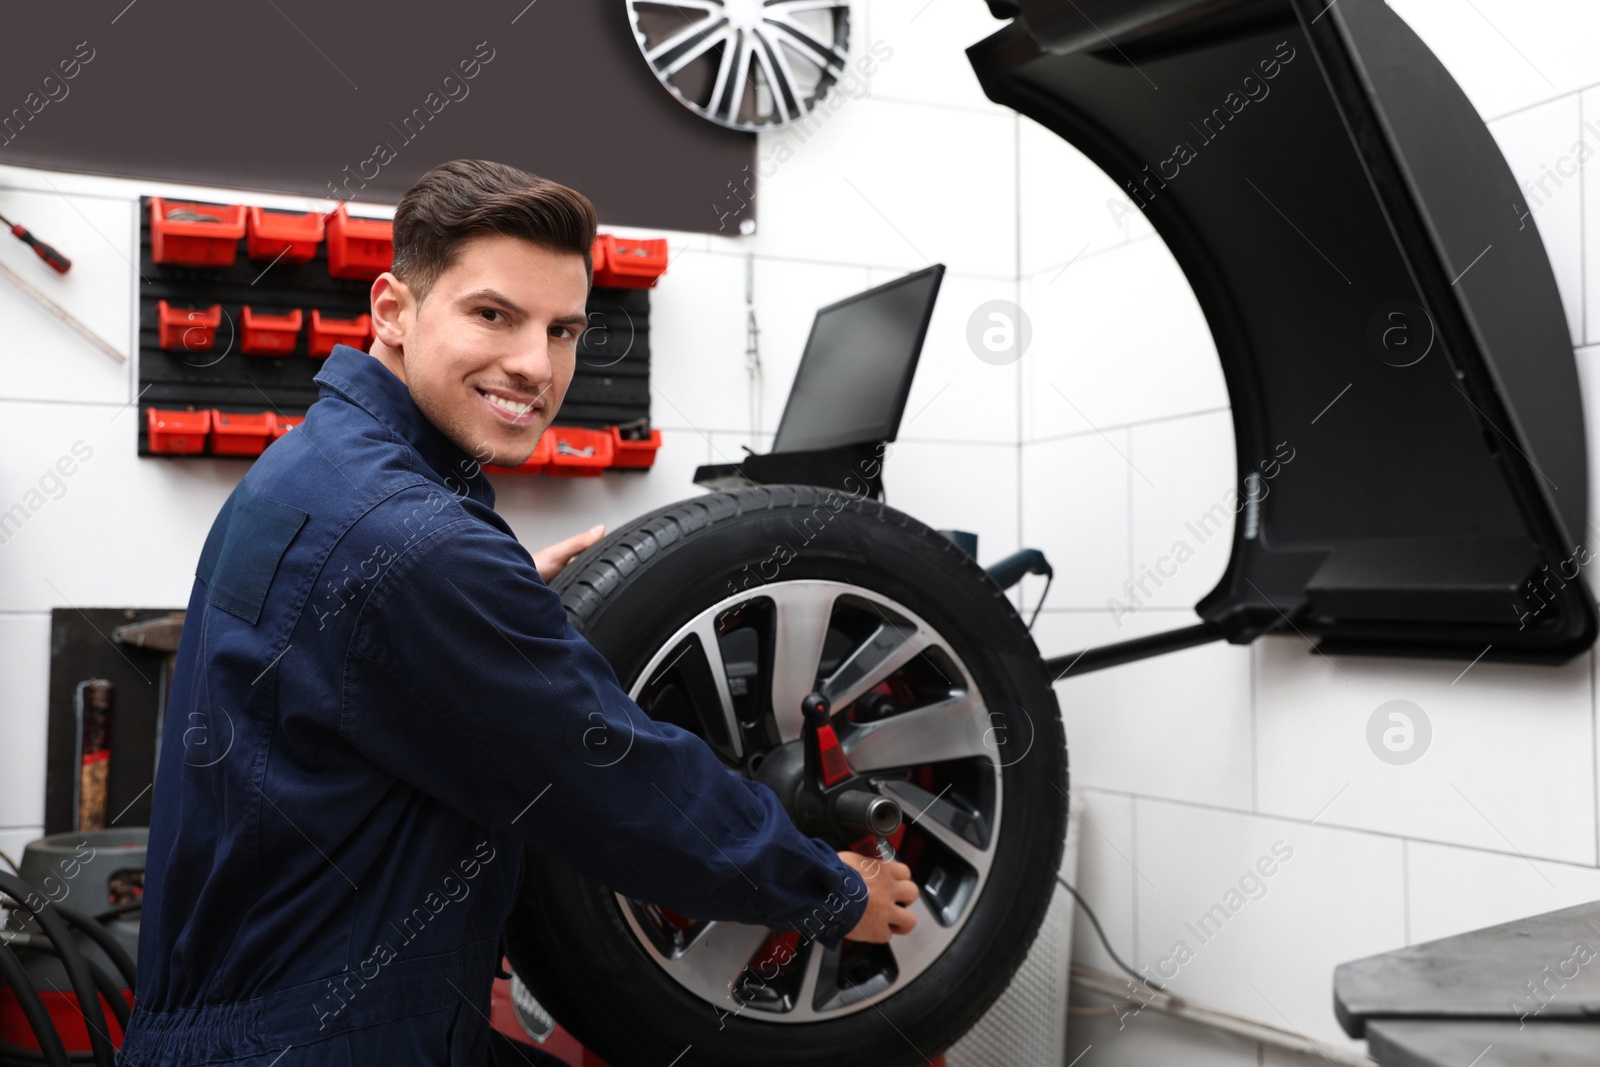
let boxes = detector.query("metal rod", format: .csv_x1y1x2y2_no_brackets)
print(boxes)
0,257,127,364
1044,621,1226,680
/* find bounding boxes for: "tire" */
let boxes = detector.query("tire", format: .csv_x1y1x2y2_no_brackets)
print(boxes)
505,486,1067,1067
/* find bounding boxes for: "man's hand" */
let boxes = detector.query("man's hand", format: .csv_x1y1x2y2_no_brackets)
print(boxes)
532,524,606,581
837,850,918,943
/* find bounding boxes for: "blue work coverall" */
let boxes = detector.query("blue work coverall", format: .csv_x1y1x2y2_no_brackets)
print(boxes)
116,344,867,1066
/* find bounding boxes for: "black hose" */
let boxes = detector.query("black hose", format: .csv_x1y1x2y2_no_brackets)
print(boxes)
0,941,71,1067
5,939,131,1032
88,903,140,925
0,874,115,1067
51,904,136,994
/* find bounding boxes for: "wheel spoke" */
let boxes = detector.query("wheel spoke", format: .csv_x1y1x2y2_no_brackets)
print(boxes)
762,14,847,77
689,618,743,759
821,619,930,712
677,920,771,996
750,28,796,125
647,14,729,70
765,0,850,16
888,897,961,978
875,779,989,867
794,937,827,1016
767,583,838,742
706,22,742,119
716,30,756,125
841,690,991,773
660,19,733,78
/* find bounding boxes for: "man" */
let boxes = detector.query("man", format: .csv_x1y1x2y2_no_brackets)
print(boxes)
117,160,918,1067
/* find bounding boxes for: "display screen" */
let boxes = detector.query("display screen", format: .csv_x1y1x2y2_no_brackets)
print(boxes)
771,266,942,453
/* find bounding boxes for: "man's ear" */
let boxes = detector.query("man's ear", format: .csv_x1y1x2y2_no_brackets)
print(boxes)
370,272,412,349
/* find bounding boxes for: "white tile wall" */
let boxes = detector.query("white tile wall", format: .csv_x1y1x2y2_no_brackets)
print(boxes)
873,267,1019,446
1127,410,1238,612
1021,238,1226,444
864,0,1011,114
0,828,45,874
1407,839,1600,946
1387,0,1600,120
1133,800,1404,1049
644,249,752,434
1067,788,1137,975
750,257,874,440
1254,636,1596,866
880,438,1017,563
1020,431,1130,608
753,96,1016,277
1019,118,1152,277
1037,609,1254,811
0,615,53,832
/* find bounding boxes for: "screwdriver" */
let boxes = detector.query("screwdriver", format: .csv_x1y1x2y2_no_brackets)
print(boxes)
0,211,71,274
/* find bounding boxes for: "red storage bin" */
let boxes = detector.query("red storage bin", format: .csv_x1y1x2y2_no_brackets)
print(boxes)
146,408,210,454
483,431,554,476
150,198,247,267
210,410,276,456
308,310,372,358
608,426,662,469
247,207,325,264
327,206,393,280
546,426,614,477
272,414,305,439
240,306,302,356
591,234,669,289
156,300,223,352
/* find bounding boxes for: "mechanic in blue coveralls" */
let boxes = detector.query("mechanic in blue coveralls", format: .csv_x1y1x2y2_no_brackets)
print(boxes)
116,159,919,1067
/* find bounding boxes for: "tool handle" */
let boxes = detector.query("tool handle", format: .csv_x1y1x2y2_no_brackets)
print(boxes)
12,223,71,274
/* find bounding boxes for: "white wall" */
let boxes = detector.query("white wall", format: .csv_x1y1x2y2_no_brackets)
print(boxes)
4,1,1600,1062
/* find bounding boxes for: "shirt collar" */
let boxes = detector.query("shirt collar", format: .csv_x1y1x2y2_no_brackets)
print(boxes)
312,344,496,509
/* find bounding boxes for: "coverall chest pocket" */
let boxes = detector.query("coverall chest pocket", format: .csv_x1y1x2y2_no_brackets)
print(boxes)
206,495,310,626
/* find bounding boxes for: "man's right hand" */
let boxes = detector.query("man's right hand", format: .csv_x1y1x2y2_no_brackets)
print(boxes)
837,850,919,943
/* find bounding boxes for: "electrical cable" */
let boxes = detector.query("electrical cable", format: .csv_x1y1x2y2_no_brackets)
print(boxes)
88,902,140,925
0,852,19,876
1,938,129,1031
51,904,136,994
1057,875,1164,993
1027,572,1052,630
0,874,115,1067
0,942,71,1067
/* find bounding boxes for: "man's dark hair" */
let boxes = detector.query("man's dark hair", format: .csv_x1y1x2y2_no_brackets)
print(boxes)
391,159,597,301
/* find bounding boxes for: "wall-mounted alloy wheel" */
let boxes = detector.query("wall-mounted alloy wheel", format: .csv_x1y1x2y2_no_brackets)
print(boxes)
506,486,1067,1067
624,0,852,132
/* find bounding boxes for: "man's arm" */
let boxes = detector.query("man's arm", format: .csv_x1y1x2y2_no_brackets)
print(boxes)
344,509,874,946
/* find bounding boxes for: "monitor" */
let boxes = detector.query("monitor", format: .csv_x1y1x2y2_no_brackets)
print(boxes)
770,265,943,454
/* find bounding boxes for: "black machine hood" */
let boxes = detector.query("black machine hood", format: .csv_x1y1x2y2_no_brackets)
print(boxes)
970,0,1596,663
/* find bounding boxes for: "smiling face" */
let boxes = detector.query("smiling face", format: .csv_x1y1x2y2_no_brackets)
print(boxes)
368,232,590,467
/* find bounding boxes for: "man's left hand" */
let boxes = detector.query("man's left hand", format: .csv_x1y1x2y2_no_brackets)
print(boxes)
533,524,606,581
